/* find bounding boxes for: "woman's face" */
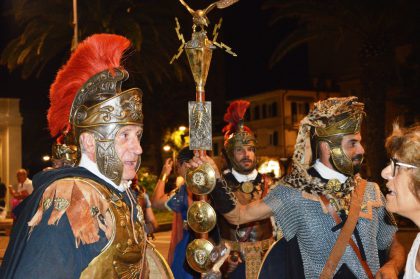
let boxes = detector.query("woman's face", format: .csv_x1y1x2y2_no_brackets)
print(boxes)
381,157,419,220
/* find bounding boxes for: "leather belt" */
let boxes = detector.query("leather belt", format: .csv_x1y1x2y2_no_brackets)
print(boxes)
320,178,374,279
222,237,275,254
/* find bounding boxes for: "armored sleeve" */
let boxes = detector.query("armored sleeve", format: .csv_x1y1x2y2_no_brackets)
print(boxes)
209,179,236,214
374,184,398,250
263,185,301,241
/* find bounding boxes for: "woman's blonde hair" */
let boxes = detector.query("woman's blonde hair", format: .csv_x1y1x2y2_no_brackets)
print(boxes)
385,122,420,200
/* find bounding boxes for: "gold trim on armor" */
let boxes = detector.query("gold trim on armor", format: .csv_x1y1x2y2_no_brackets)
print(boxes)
223,238,275,279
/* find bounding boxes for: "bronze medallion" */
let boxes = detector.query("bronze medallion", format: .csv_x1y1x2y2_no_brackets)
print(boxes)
186,239,214,273
326,178,341,193
185,162,216,195
187,201,217,233
241,181,254,194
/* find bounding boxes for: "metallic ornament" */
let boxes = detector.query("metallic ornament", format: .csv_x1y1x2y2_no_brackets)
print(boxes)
146,245,175,279
240,181,254,194
315,113,363,138
136,205,144,224
330,146,356,176
187,201,217,233
69,68,143,185
43,198,53,210
189,101,212,150
54,197,70,211
325,179,342,193
186,239,214,273
185,162,216,195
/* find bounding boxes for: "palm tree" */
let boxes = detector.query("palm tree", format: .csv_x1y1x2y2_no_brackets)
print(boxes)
263,0,419,182
1,0,190,88
1,0,197,171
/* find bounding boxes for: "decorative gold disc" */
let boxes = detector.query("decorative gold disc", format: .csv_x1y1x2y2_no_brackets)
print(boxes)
241,181,254,194
185,162,216,195
186,239,214,273
326,179,342,193
187,201,217,233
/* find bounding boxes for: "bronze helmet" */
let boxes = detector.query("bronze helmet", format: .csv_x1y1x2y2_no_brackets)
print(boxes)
222,100,257,173
48,34,143,185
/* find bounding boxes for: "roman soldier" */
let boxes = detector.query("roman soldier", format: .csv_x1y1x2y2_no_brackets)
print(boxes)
0,34,172,279
212,100,274,279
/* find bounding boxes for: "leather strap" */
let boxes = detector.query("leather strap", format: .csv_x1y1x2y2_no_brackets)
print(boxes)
320,179,374,279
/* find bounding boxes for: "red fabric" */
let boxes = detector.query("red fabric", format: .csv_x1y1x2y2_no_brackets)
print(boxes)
222,100,252,140
47,34,131,137
168,212,184,265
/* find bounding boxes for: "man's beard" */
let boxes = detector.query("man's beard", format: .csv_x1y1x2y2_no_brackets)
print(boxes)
351,154,363,174
234,158,256,174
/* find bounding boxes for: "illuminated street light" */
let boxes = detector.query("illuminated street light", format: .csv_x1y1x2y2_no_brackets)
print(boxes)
258,159,280,177
163,145,171,152
179,126,187,132
42,155,51,162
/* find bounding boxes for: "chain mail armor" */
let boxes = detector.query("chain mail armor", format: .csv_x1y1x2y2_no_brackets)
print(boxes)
264,182,396,278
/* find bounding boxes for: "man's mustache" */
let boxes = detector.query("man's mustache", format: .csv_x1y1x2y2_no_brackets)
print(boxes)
352,154,363,162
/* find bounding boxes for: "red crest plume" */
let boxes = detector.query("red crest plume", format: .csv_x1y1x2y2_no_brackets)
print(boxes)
222,100,251,139
47,34,131,138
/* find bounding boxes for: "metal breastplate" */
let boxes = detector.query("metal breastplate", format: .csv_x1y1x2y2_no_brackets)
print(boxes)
218,177,273,242
79,179,148,279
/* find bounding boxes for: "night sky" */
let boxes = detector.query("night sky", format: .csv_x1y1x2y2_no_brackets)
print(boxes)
0,0,309,176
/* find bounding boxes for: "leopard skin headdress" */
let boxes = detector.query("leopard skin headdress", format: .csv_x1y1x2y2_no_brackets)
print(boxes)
282,96,365,198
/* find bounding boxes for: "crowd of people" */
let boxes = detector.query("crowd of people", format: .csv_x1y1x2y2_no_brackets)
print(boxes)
0,33,418,279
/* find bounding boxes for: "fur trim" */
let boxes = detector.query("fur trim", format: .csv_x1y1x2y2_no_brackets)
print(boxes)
283,97,365,205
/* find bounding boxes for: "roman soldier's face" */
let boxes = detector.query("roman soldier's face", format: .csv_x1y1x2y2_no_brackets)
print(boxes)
114,125,143,181
340,133,365,174
233,145,256,174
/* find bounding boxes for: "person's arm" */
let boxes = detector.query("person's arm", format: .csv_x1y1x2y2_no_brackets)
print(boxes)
185,153,273,225
18,190,30,199
223,199,272,225
143,193,158,230
8,186,28,200
8,186,17,198
375,235,406,279
151,158,173,210
145,207,158,230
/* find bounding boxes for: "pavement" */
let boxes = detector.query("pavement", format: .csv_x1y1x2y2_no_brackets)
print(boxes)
150,230,172,261
1,226,418,267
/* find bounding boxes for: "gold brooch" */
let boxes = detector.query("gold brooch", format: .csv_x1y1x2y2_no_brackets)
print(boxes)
241,181,254,194
326,179,342,193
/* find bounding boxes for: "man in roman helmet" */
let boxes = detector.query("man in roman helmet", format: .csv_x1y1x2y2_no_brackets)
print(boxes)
50,132,78,169
208,100,275,279
189,97,406,278
0,34,171,279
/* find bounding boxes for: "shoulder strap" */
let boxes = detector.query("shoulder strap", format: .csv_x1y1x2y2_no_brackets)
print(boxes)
320,179,374,279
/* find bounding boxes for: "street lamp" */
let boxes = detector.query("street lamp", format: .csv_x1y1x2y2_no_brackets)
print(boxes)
163,145,171,152
42,155,51,162
179,126,187,132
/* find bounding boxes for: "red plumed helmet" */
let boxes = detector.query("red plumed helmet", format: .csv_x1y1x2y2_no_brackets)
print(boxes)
222,100,252,140
222,100,257,172
47,34,131,138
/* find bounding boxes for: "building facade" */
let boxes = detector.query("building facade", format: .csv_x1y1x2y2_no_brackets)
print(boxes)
212,90,342,175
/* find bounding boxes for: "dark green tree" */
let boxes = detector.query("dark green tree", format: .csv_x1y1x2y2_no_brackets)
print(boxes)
263,0,419,182
1,0,197,172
